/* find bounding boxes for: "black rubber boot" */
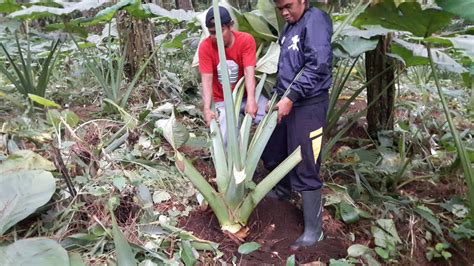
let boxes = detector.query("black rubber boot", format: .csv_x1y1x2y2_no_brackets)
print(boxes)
266,184,292,201
290,189,324,251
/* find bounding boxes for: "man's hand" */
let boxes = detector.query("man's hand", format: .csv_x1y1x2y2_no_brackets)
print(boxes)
245,98,258,119
275,97,293,123
203,108,216,127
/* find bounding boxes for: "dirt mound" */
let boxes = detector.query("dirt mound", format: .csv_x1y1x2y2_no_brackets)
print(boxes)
180,198,350,264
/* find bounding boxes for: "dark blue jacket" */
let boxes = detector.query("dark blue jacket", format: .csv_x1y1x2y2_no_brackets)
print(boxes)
274,7,333,105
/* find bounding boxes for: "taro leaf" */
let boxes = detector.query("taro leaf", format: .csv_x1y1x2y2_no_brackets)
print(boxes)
62,110,80,127
340,202,360,224
47,109,80,128
238,242,261,254
244,11,277,41
440,197,468,218
0,0,21,14
347,244,371,257
232,8,266,41
257,0,282,34
286,254,296,266
334,36,378,58
180,240,198,266
256,42,280,74
82,1,194,26
374,247,389,259
353,0,453,37
69,252,86,266
340,25,395,40
390,38,466,73
371,219,401,249
447,35,474,60
414,205,443,236
0,150,55,173
142,3,195,21
436,0,474,22
155,110,189,149
328,258,353,266
389,42,429,67
109,201,136,266
28,94,60,108
8,0,109,20
153,191,171,204
0,238,69,266
0,170,55,235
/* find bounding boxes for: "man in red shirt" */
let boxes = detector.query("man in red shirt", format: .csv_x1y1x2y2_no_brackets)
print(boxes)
198,6,266,141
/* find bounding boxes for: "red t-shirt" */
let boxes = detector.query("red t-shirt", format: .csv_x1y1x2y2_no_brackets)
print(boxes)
198,31,256,102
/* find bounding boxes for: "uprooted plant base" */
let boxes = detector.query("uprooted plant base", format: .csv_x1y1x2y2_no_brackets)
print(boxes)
180,197,350,264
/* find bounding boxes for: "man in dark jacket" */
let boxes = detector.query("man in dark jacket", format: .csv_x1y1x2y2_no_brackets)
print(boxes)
261,0,333,250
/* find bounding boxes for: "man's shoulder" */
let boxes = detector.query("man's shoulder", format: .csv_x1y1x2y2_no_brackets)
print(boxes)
199,37,213,51
305,7,331,24
233,31,255,42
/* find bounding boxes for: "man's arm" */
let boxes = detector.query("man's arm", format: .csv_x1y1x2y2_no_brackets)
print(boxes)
244,66,257,118
201,73,216,126
241,33,258,119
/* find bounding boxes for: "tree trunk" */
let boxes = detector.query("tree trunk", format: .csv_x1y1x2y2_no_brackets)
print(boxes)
116,11,158,81
365,35,395,138
175,0,193,10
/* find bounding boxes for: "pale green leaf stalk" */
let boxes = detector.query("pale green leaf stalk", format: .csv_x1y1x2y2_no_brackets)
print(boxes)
171,0,303,234
427,44,474,219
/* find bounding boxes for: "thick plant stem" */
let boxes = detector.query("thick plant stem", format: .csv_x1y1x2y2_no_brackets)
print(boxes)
238,147,302,224
175,152,231,226
427,44,474,220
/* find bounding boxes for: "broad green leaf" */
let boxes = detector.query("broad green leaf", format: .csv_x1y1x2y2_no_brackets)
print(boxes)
0,0,21,14
390,39,466,73
8,0,109,20
340,202,360,224
28,94,60,108
152,191,171,204
256,42,280,74
286,254,295,266
347,244,371,257
334,36,378,58
0,238,69,266
244,11,277,41
0,150,55,173
63,110,80,127
155,110,190,149
328,258,354,266
447,35,474,60
0,170,55,235
340,25,394,39
142,3,195,21
257,0,281,34
436,0,474,22
69,252,86,266
47,109,61,128
374,247,389,259
414,205,443,236
109,204,136,266
354,0,453,37
238,242,261,255
180,240,198,266
371,219,402,250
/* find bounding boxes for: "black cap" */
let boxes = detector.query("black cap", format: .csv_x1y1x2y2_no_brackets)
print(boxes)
205,6,232,28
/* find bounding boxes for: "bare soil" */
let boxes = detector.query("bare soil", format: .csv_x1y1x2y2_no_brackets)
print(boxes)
180,197,350,265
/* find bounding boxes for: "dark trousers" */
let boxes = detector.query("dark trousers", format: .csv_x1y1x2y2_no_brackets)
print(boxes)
261,98,328,192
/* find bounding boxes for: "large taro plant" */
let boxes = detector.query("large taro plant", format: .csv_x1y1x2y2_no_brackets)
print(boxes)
170,2,302,234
